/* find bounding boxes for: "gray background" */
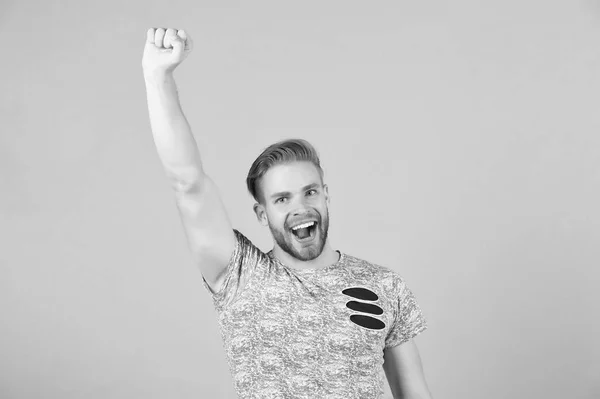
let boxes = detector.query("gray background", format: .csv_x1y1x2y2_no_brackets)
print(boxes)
1,1,599,398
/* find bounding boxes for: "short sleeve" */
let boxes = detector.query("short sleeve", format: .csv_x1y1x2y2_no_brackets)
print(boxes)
384,278,428,349
201,229,263,311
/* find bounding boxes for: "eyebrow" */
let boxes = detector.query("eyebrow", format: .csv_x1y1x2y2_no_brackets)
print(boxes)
270,183,320,199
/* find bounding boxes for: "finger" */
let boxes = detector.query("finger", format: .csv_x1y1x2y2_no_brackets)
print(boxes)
146,28,155,44
164,28,178,49
177,29,193,51
154,28,166,48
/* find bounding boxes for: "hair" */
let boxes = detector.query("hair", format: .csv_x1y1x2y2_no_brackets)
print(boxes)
246,138,325,204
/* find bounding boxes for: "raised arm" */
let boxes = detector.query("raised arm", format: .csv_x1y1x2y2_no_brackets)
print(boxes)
142,27,235,293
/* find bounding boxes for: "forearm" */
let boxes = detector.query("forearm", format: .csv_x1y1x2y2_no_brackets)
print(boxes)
144,71,204,188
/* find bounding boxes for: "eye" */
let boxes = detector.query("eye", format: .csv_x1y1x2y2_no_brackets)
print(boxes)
276,197,287,204
307,189,317,196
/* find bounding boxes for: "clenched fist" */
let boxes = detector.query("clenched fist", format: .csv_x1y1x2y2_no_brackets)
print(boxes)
142,27,193,75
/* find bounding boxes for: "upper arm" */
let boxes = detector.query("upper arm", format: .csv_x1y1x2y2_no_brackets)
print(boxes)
383,339,433,399
173,173,235,293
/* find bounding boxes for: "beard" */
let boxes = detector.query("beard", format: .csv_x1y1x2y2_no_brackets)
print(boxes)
269,207,329,261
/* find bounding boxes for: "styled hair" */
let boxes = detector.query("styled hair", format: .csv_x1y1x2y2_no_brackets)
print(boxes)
246,138,325,204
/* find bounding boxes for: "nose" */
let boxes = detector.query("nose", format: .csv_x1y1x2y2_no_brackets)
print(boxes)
292,208,311,218
290,198,313,218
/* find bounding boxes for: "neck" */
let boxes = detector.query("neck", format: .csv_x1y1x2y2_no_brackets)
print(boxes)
272,240,339,270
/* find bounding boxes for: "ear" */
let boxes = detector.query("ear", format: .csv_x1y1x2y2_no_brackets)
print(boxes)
253,202,269,227
323,184,330,205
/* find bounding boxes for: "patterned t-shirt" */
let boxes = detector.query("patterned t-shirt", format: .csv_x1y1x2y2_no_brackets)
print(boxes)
201,229,427,399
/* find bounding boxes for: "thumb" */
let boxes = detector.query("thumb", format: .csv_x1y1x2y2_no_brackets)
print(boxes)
171,35,185,58
177,30,192,51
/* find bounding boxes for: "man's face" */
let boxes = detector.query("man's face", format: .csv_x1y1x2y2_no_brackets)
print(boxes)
257,161,330,261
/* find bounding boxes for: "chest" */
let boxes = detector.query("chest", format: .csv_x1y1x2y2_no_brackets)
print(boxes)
224,271,394,357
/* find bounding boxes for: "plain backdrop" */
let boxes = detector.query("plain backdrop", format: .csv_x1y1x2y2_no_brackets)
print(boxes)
1,1,599,398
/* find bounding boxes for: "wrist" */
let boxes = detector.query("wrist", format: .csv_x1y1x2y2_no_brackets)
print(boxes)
143,68,175,85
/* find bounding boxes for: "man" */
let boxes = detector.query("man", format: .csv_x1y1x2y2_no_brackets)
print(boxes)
142,27,433,399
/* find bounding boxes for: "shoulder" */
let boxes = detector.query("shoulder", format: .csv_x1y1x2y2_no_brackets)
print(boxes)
339,252,406,290
232,228,271,265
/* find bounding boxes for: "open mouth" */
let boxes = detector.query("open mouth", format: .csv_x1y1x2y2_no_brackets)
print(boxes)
290,221,318,242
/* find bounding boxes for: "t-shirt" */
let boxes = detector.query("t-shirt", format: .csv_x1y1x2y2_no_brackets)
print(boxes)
201,229,427,399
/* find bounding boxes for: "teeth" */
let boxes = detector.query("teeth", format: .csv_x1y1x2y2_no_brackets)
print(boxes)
291,221,316,230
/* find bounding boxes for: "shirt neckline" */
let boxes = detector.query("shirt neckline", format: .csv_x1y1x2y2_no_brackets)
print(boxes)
267,250,344,273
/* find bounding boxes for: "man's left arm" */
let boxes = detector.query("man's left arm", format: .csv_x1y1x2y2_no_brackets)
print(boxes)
383,339,433,399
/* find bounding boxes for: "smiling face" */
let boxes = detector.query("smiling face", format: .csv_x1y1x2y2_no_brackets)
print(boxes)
254,161,330,261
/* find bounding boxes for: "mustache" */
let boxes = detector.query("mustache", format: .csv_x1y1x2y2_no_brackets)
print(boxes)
286,213,321,228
